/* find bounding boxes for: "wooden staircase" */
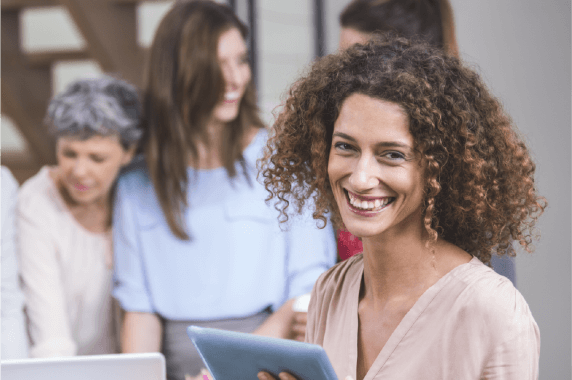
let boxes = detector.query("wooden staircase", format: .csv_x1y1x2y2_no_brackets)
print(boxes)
1,0,160,183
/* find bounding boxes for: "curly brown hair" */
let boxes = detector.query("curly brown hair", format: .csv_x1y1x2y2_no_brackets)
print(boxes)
260,35,546,264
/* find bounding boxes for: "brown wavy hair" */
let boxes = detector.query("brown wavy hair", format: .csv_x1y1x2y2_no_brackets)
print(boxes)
142,0,264,239
261,35,546,264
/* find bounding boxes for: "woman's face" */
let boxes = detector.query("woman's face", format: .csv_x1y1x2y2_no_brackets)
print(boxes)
211,27,251,124
328,93,426,239
339,27,370,50
56,135,134,206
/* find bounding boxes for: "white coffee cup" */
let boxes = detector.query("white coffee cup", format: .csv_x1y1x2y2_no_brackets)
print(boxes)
292,293,311,313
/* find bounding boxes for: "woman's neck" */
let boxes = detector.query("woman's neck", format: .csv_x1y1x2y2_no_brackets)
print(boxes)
51,169,111,233
360,219,472,307
190,119,226,169
189,121,260,170
360,219,439,306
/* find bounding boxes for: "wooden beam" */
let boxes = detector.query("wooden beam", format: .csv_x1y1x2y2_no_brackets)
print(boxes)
2,163,44,185
2,0,168,10
112,0,171,3
1,0,57,10
1,10,57,165
57,0,144,87
25,49,91,66
27,47,149,68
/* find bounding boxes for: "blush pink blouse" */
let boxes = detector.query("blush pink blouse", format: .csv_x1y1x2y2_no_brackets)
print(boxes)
306,254,539,380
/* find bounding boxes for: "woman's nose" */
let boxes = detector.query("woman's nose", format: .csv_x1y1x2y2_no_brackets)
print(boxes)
349,156,379,191
224,63,245,88
72,159,88,177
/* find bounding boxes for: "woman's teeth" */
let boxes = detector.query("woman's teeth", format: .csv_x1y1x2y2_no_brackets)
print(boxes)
347,191,392,211
224,92,240,101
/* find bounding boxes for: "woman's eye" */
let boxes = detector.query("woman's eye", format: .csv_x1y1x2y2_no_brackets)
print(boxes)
62,150,77,158
382,151,406,161
90,155,106,163
334,142,354,151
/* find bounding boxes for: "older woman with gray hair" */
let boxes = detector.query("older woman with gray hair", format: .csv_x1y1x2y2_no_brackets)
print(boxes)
17,76,142,358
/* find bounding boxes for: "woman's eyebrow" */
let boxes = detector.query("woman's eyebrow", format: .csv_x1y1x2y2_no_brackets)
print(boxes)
332,132,412,149
332,132,356,141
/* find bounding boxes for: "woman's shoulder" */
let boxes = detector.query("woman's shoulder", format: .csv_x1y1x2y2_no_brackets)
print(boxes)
116,155,153,192
454,257,537,335
242,127,269,165
307,254,362,345
18,167,60,214
114,156,165,221
313,253,363,300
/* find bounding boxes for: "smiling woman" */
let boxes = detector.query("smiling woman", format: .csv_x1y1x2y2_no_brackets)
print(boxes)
16,76,142,358
55,136,134,213
259,35,546,380
111,2,336,380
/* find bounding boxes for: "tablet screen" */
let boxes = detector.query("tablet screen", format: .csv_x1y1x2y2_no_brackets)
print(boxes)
187,326,337,380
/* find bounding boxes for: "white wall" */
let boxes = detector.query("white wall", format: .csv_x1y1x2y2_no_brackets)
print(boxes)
451,1,571,378
258,0,314,125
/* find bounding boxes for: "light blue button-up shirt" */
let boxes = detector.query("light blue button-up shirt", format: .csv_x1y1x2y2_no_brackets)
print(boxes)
112,130,336,321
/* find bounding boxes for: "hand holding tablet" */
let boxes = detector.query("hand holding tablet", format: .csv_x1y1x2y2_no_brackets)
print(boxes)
187,326,337,380
257,372,355,380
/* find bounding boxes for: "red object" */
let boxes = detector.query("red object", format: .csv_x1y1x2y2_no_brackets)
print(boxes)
337,230,363,261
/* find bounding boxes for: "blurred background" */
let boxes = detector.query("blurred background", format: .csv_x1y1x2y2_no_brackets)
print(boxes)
1,0,570,377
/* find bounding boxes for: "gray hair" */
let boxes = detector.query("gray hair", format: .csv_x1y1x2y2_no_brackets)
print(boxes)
45,75,142,148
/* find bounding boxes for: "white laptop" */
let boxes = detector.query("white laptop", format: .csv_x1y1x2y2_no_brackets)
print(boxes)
1,352,165,380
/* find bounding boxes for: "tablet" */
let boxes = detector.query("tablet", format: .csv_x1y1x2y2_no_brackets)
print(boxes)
187,325,337,380
1,353,165,380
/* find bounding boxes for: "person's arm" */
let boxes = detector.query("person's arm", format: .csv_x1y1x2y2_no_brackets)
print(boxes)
17,185,76,357
121,311,162,352
257,373,353,380
280,212,337,340
112,174,161,353
1,168,28,359
253,215,336,341
257,268,351,380
252,298,296,339
286,216,337,299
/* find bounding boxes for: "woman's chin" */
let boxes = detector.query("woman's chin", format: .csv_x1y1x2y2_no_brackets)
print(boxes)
343,225,377,240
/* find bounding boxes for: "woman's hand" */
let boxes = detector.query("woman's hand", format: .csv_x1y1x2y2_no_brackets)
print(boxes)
291,312,307,342
185,368,213,380
258,372,354,380
257,371,298,380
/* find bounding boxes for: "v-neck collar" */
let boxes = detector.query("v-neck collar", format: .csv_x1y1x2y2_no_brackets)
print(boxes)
348,256,480,380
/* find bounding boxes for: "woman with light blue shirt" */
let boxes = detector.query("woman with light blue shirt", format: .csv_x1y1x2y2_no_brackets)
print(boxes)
112,2,336,380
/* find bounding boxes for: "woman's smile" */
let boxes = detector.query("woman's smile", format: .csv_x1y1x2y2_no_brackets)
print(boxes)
345,189,395,215
328,93,426,238
73,183,90,192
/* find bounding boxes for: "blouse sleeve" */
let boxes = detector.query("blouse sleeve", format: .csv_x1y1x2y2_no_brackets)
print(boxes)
481,288,540,380
17,189,76,357
1,167,28,359
284,211,337,301
112,175,154,313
